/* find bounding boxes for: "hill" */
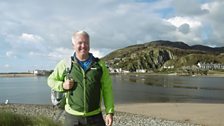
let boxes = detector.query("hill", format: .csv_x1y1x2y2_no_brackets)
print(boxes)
103,40,224,72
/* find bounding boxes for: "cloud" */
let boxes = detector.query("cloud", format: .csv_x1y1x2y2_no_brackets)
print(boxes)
166,16,201,28
19,33,43,43
47,47,73,61
0,0,224,72
178,23,190,34
90,49,103,58
201,1,224,46
171,0,209,16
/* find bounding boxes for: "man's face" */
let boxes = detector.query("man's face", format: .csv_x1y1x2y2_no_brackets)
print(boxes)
73,34,90,57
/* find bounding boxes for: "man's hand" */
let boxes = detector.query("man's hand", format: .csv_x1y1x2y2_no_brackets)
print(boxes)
105,113,113,126
63,79,74,90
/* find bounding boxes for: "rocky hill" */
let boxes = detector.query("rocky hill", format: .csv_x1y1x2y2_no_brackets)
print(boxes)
102,40,224,72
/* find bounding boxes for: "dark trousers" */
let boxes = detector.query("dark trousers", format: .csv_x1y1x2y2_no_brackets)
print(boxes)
64,112,106,126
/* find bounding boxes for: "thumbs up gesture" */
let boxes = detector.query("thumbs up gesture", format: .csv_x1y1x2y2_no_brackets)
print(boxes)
63,79,74,90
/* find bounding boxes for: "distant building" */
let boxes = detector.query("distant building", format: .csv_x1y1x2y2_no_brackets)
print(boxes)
122,70,130,73
108,68,122,73
33,70,52,76
136,69,146,73
163,65,174,69
114,58,121,61
197,62,224,70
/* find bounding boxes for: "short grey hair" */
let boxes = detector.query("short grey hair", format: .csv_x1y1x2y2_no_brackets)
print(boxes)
72,30,89,44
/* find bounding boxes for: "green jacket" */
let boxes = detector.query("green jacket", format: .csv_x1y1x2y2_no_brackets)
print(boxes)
48,56,114,116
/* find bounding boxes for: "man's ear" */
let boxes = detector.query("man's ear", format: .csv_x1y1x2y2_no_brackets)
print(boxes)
72,43,76,50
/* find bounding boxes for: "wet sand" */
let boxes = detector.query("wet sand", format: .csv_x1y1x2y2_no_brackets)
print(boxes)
115,103,224,126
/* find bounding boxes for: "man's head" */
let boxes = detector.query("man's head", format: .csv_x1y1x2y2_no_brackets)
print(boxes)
72,31,90,60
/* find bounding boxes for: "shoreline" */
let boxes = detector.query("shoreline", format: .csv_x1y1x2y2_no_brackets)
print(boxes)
1,103,223,126
1,72,224,78
0,73,35,77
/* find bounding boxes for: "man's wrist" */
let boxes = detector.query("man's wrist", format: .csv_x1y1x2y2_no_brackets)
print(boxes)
106,113,114,116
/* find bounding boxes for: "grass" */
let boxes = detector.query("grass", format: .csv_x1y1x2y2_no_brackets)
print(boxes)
0,110,61,126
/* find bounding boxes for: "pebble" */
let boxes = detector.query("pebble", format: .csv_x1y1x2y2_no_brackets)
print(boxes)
0,104,202,126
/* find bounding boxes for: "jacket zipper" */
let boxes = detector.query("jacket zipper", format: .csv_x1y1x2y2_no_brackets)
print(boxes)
81,68,87,115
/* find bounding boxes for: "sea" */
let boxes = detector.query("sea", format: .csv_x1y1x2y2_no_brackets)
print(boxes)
0,74,224,104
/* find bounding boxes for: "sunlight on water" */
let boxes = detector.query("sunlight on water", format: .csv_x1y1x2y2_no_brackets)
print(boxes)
0,75,224,104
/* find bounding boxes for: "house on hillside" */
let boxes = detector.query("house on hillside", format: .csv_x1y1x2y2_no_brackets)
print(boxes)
197,62,224,70
163,65,174,69
136,69,146,73
109,68,122,73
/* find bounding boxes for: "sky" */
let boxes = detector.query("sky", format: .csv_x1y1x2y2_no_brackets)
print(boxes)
0,0,224,72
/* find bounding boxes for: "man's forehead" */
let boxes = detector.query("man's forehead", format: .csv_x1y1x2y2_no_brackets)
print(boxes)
75,34,88,39
75,35,89,43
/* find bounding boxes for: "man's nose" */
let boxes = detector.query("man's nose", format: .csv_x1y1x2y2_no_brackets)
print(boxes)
81,43,85,47
81,43,88,47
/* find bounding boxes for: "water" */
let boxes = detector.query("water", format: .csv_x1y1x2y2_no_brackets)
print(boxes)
0,74,224,104
0,77,50,104
113,74,224,104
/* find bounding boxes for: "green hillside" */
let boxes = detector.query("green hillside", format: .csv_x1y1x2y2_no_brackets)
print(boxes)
103,40,224,72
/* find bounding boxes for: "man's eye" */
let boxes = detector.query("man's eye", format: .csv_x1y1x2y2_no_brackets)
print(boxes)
78,42,88,45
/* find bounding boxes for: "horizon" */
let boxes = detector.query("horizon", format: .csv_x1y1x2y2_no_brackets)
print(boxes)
2,39,224,73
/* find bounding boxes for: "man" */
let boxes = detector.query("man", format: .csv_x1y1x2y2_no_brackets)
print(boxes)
48,31,114,126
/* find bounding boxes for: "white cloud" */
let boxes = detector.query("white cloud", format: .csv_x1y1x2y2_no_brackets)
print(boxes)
166,16,201,28
199,0,224,46
90,48,104,58
201,3,210,11
0,0,224,72
19,33,43,43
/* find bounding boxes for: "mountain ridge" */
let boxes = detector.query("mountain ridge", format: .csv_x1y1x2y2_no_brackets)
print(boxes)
103,40,224,72
145,40,224,53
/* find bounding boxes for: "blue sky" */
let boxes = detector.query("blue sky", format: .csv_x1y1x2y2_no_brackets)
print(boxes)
0,0,223,72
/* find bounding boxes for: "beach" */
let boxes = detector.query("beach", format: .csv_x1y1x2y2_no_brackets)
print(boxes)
1,103,223,126
115,103,224,126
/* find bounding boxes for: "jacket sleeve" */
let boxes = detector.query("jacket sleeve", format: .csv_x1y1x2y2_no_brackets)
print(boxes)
100,60,114,114
48,59,67,92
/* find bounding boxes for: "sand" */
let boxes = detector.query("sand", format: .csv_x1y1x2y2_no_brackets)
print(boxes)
1,103,223,126
115,103,224,126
